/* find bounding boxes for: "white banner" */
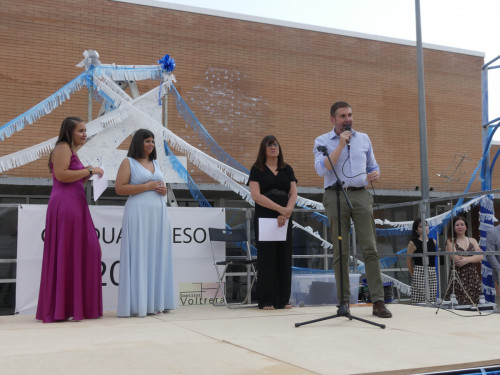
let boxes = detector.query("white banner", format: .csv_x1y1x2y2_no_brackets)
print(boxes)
16,205,225,314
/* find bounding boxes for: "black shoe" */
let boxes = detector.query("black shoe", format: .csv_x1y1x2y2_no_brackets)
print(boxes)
338,301,350,315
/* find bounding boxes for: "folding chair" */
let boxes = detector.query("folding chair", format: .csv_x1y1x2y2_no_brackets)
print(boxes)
208,227,258,308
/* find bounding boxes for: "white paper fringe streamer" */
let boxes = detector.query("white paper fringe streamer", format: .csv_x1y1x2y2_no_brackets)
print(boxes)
479,212,497,223
94,65,163,82
296,196,324,210
484,285,496,296
292,221,333,250
92,78,251,186
379,195,486,230
0,102,129,174
0,137,56,172
380,273,412,296
482,264,493,278
480,194,495,212
95,80,252,190
95,75,133,104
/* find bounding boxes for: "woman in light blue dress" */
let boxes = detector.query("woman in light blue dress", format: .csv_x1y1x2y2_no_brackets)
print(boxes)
115,129,176,317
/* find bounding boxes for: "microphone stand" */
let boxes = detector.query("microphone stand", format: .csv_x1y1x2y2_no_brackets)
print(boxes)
295,147,385,329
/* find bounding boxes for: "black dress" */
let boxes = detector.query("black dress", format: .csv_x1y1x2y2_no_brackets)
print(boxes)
249,164,297,309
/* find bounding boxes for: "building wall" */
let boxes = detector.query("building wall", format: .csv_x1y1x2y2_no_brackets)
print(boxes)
0,0,492,193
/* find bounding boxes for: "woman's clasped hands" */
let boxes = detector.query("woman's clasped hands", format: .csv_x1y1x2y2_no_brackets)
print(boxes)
278,206,292,218
277,206,292,227
146,180,167,196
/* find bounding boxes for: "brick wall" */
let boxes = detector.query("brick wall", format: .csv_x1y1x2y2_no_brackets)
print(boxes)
0,0,490,193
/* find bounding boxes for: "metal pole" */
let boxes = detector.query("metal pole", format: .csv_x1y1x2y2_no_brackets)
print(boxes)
87,82,93,123
162,91,168,127
415,0,431,305
415,0,430,209
481,63,490,187
162,88,178,207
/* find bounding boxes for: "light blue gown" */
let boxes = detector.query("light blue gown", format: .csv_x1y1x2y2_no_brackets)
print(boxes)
117,157,176,317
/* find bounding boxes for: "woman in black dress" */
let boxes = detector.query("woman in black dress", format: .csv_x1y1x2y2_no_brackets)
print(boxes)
249,135,297,310
406,218,438,305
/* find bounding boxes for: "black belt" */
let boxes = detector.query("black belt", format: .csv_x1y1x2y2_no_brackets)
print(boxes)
325,185,365,192
262,188,289,197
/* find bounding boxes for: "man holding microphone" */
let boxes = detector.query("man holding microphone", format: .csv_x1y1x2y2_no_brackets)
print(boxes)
313,101,392,318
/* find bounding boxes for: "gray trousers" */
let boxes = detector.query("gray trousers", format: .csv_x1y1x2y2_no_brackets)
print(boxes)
323,188,385,303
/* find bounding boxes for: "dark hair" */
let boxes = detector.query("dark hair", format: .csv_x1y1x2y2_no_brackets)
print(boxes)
410,218,425,242
447,216,469,239
48,116,84,168
127,129,157,160
252,135,286,171
330,101,351,118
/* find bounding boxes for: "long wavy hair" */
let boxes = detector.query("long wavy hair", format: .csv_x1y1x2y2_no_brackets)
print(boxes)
252,135,286,171
48,116,83,168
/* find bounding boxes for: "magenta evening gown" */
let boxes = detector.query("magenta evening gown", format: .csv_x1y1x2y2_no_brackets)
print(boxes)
36,151,103,323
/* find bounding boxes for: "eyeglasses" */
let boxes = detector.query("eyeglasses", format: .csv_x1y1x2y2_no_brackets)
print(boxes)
266,143,279,148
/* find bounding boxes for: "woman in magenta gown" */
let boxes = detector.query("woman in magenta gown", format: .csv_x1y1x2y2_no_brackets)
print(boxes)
36,116,104,323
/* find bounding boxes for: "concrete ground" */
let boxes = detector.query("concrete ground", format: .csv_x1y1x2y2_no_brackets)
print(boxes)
1,303,500,375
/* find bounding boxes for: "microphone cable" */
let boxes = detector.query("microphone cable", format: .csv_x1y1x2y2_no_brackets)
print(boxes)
341,146,366,180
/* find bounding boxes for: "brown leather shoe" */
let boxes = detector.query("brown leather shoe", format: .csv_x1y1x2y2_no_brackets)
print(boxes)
372,301,392,318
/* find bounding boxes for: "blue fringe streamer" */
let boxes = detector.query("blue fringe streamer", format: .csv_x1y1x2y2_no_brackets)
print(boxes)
0,72,88,141
163,141,211,208
170,85,248,174
83,75,117,112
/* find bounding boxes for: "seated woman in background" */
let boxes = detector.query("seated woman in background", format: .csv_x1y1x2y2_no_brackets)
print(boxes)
406,218,437,305
444,216,484,305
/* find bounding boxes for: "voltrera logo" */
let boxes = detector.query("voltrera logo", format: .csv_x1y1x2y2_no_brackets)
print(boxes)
179,282,224,306
172,227,207,244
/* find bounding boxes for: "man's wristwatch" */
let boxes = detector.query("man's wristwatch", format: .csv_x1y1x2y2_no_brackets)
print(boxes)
88,167,93,177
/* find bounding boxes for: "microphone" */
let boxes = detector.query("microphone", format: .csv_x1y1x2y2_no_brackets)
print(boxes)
344,124,352,150
317,145,328,155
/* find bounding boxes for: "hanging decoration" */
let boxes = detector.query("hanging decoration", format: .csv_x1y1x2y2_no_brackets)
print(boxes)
157,54,176,105
158,54,176,72
76,49,101,70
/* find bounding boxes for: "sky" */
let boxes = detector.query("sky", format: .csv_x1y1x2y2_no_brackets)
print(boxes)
152,0,500,140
